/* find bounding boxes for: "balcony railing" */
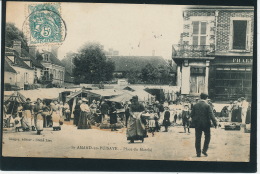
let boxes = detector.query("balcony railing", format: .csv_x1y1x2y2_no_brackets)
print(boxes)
172,45,215,58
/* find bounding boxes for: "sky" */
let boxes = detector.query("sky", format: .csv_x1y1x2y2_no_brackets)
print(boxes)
6,2,184,60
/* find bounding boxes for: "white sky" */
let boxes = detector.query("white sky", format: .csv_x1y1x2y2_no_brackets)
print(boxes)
6,2,184,60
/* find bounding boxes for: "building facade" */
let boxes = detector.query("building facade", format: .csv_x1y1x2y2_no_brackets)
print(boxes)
39,50,65,87
172,6,254,101
5,47,35,89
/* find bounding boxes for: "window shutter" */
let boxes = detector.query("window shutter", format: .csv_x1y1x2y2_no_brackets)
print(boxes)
229,21,234,50
193,36,199,46
246,20,251,51
200,36,206,45
201,22,207,34
193,21,199,34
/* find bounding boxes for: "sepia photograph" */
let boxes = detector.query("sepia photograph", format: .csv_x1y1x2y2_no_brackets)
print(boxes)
1,0,255,167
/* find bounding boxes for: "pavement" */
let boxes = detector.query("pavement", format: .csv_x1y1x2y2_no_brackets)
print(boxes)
2,121,250,162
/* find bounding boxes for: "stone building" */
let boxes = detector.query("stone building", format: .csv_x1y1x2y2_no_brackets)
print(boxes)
172,6,254,100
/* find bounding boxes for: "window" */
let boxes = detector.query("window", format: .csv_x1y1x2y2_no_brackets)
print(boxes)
44,54,49,61
230,18,251,51
192,21,207,46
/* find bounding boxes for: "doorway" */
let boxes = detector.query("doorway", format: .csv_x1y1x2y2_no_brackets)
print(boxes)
190,75,205,94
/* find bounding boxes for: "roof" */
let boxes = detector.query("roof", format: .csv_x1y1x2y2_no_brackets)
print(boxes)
5,47,34,70
21,49,44,68
4,60,16,73
108,56,169,72
42,50,64,67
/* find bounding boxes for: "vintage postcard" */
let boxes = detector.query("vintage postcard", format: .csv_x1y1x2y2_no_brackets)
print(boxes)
2,1,254,164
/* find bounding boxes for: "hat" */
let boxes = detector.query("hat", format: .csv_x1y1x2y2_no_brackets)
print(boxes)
155,101,159,104
82,98,88,102
132,96,138,100
26,98,31,101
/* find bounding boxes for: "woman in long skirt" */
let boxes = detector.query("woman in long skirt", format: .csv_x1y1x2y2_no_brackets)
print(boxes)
126,96,147,143
34,98,44,135
109,102,118,131
78,98,91,129
50,100,62,131
22,98,35,131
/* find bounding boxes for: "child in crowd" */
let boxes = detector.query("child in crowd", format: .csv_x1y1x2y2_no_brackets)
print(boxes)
182,104,191,133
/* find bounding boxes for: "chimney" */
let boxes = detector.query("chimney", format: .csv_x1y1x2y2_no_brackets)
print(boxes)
29,46,37,58
51,45,59,58
13,40,22,56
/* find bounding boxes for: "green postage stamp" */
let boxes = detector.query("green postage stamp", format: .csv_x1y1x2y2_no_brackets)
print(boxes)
23,3,66,45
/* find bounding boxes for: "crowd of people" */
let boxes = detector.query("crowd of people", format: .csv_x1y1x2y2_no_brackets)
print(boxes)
3,94,251,147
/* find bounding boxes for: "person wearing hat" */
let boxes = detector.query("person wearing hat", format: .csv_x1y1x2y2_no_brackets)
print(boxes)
124,101,131,127
73,100,82,126
22,98,35,131
163,106,171,132
126,96,147,143
182,104,191,133
109,102,118,131
34,98,44,135
78,98,91,129
190,93,217,157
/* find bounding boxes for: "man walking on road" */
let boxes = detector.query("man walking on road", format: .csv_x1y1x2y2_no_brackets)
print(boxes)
191,93,217,157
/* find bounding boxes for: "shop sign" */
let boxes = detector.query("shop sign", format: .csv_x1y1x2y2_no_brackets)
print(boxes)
232,58,253,63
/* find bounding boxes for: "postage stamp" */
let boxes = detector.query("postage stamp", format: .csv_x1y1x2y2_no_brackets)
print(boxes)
23,3,66,45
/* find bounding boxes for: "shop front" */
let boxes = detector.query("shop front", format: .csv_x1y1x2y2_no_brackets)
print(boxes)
208,56,253,101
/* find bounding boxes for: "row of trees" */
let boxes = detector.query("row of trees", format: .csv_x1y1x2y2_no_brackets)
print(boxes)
63,43,176,85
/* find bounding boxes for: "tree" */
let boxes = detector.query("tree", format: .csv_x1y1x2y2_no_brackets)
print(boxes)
140,63,175,85
61,52,77,74
5,23,29,51
73,42,115,84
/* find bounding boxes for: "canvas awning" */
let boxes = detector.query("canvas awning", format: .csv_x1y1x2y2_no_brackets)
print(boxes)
65,89,101,102
5,91,26,103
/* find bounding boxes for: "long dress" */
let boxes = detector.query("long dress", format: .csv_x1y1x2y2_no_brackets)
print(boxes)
109,106,117,124
52,104,62,128
241,101,248,124
237,102,242,122
22,103,34,129
34,103,44,131
73,104,81,125
78,103,91,129
231,104,239,122
126,102,147,141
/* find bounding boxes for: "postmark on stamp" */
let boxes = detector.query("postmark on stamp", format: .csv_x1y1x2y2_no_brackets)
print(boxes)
23,3,66,46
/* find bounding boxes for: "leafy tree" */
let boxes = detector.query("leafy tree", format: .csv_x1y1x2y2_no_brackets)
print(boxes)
125,69,141,84
5,23,29,51
73,42,115,84
140,63,175,85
